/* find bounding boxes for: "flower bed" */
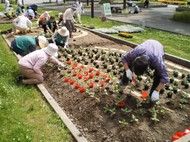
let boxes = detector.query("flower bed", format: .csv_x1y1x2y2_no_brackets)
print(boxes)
42,42,190,141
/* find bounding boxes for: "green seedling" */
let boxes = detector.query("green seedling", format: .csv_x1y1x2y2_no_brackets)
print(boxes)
119,119,128,127
151,113,160,122
109,108,116,117
139,108,146,116
136,100,142,108
121,108,132,114
131,114,139,122
103,104,110,113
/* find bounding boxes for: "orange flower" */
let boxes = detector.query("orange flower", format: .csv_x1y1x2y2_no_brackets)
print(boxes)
141,91,148,99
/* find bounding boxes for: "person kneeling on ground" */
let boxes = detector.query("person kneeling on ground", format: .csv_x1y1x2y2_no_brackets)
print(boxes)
37,11,50,27
57,13,64,26
11,36,47,56
12,13,32,34
4,5,15,19
42,16,58,35
15,4,25,16
49,26,69,48
120,39,169,102
17,43,65,85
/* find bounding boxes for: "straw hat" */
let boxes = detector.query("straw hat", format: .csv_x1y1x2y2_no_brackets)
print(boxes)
43,43,58,57
38,36,48,48
58,27,69,37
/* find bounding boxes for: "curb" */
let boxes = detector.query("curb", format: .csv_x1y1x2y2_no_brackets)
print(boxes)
76,25,190,68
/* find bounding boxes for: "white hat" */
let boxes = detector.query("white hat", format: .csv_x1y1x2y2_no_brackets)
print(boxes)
72,4,77,9
38,36,48,48
43,43,58,56
58,27,69,36
44,11,49,15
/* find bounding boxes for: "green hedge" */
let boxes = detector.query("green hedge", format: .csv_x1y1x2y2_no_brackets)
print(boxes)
172,11,190,23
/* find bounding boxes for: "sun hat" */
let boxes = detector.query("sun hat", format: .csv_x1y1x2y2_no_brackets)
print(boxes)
38,36,48,48
72,4,77,9
58,27,69,36
132,55,150,76
43,43,58,56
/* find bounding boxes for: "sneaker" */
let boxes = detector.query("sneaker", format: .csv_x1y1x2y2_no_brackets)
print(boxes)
16,76,23,84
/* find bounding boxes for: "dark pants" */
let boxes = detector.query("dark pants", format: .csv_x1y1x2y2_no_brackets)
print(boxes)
149,71,160,96
11,40,27,56
48,39,65,47
42,24,56,34
65,20,75,38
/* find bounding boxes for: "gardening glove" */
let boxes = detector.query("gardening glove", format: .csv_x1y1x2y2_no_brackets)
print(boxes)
126,69,133,80
151,90,159,102
59,62,66,69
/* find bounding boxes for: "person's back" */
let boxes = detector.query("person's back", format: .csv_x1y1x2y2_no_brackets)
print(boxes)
14,15,32,29
25,7,35,19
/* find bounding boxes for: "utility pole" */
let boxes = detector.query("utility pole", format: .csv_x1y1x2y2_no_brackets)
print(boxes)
91,0,94,18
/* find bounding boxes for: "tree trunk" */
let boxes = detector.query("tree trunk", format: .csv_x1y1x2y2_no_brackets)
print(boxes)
123,0,126,9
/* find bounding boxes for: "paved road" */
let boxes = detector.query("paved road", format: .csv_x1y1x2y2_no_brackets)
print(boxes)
25,1,190,36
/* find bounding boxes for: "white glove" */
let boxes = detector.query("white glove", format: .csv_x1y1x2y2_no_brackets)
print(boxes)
151,90,159,102
59,62,66,68
126,69,133,80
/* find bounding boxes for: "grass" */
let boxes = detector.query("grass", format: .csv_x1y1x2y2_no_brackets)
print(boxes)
0,5,72,142
0,35,72,141
172,11,190,23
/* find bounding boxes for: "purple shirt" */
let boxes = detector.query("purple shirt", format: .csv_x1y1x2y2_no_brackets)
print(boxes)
122,39,169,84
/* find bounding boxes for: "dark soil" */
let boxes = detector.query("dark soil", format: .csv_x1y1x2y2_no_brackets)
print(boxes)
42,30,190,142
5,28,190,142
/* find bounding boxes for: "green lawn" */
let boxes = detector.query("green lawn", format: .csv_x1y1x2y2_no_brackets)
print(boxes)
0,5,72,142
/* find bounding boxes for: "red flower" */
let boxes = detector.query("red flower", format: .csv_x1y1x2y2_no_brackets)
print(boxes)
89,67,94,72
67,61,71,65
79,87,85,93
99,81,105,87
84,71,88,76
89,82,94,88
103,74,108,79
95,71,100,76
64,78,69,82
118,101,125,108
74,83,80,89
69,79,75,85
89,73,94,79
72,62,78,69
72,72,77,76
83,76,89,82
80,65,84,69
141,91,148,99
105,77,111,82
78,74,83,79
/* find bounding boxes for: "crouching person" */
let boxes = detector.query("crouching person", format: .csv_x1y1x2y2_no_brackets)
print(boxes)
120,39,169,102
12,13,32,34
11,36,47,56
49,26,69,48
17,44,65,85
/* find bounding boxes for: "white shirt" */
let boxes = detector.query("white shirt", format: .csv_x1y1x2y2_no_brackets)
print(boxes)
5,0,10,8
63,8,75,22
17,0,22,6
13,15,32,29
76,2,83,14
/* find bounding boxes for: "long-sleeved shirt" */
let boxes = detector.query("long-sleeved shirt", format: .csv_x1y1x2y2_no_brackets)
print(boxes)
19,49,61,75
63,8,75,22
13,15,32,29
25,8,35,17
52,30,69,45
14,36,37,52
76,1,83,14
121,39,169,84
5,0,10,9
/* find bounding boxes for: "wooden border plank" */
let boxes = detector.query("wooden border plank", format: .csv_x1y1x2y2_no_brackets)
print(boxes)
2,34,88,142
